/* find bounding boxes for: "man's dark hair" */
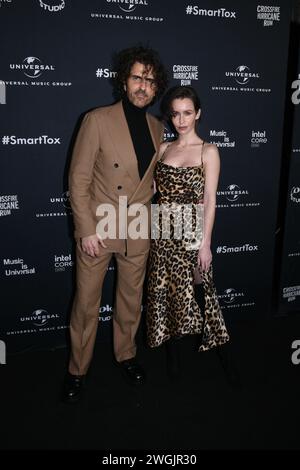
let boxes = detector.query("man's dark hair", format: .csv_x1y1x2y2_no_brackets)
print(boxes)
114,45,169,101
161,86,202,121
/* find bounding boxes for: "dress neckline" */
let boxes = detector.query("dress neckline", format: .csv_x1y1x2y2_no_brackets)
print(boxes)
158,160,203,170
159,140,205,169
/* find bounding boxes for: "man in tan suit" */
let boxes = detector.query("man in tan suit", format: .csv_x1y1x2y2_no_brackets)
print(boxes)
63,46,168,403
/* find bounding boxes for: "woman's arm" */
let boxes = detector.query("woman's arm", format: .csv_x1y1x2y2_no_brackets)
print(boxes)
198,144,220,271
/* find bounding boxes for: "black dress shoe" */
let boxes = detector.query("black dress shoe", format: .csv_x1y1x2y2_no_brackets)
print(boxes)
62,373,85,403
118,358,145,386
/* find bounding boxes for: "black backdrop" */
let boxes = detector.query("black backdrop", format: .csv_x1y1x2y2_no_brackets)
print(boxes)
0,0,293,353
278,4,300,314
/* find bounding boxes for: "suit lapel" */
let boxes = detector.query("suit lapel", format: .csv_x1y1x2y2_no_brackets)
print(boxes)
106,101,140,186
137,113,161,183
106,101,163,200
128,114,162,203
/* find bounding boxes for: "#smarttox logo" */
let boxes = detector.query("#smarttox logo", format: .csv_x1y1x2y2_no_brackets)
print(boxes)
96,68,117,79
185,5,236,18
1,135,61,145
216,244,259,254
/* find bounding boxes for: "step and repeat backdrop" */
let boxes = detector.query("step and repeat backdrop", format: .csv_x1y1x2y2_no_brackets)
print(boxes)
278,8,300,314
0,0,292,353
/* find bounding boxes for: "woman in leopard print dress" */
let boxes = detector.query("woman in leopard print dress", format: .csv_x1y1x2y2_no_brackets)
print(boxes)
147,86,229,354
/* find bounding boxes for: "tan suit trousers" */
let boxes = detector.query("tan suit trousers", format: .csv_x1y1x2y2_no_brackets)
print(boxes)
69,243,149,375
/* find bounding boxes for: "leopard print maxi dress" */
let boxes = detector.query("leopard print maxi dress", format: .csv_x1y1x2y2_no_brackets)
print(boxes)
147,157,229,351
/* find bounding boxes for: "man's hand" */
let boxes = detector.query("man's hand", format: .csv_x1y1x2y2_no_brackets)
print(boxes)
81,234,107,257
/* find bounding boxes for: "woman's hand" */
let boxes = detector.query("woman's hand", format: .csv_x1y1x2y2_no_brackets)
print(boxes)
197,244,212,272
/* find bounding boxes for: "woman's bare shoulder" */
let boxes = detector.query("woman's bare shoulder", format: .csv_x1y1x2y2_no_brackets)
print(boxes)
158,140,173,159
203,142,220,163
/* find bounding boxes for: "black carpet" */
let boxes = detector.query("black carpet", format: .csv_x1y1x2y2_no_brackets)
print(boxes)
1,314,300,452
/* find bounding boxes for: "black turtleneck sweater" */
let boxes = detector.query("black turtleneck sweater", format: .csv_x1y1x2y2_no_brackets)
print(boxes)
122,96,155,180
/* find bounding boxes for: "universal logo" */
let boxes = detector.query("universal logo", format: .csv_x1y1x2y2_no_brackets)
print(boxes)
10,57,55,78
218,288,245,304
106,0,148,13
50,191,71,209
217,184,249,202
226,65,259,85
36,191,70,218
20,309,59,327
290,187,300,203
38,0,65,12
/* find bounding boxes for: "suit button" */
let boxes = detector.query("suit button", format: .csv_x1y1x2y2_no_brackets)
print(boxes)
114,163,119,168
117,185,122,190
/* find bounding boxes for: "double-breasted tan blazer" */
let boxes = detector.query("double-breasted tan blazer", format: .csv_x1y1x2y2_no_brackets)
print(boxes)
69,100,164,255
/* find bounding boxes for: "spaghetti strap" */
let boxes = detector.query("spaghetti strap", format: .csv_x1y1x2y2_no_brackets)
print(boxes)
160,142,172,162
200,140,205,165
